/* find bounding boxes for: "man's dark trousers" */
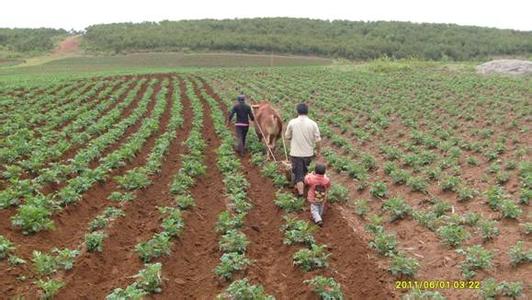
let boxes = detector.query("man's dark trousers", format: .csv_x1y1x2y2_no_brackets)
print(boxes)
235,126,249,156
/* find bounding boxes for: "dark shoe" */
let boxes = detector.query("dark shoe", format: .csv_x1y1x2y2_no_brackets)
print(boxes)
316,220,323,227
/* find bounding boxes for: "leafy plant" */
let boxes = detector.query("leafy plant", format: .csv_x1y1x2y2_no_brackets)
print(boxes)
134,263,163,293
52,248,79,270
457,245,493,279
107,285,147,300
216,211,244,234
508,241,532,267
497,281,523,299
369,231,397,256
219,230,248,254
35,279,64,300
328,184,348,203
477,219,499,241
115,169,151,190
293,244,330,271
402,289,446,300
382,197,412,222
11,204,55,234
32,251,57,275
159,207,184,237
274,191,304,212
175,194,195,210
364,214,385,234
215,252,251,280
85,231,106,252
440,175,461,192
136,232,172,262
480,277,498,300
304,276,343,300
282,216,316,246
0,235,15,259
498,199,522,219
370,181,388,198
216,279,274,300
406,176,428,193
389,253,419,277
107,191,135,202
437,224,469,247
354,199,369,216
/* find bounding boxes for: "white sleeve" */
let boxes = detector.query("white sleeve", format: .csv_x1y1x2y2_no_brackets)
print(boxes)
285,121,293,139
314,122,321,142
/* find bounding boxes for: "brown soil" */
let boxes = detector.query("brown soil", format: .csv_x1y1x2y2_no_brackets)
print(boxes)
149,80,228,299
53,36,81,55
55,76,194,299
0,75,170,297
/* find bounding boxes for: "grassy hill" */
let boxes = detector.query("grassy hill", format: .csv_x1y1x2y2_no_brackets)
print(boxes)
82,18,532,60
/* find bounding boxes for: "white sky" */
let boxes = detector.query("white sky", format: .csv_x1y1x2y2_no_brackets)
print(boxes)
1,0,531,31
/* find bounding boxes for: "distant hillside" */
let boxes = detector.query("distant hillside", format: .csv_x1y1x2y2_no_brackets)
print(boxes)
0,28,67,57
82,18,532,60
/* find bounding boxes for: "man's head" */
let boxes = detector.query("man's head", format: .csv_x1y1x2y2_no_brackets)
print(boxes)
296,103,308,115
315,163,326,175
237,94,246,103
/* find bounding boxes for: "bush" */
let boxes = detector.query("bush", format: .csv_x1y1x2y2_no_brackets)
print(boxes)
36,279,64,300
370,181,388,198
107,285,147,300
304,276,343,300
134,263,163,293
477,219,499,241
508,241,532,267
382,197,412,222
293,244,330,271
437,224,469,247
32,251,57,275
11,204,55,234
215,252,251,280
85,231,106,252
499,199,522,219
354,199,369,216
175,194,195,209
497,281,523,299
0,235,15,259
219,230,248,254
457,245,493,279
274,191,304,212
282,216,316,246
390,169,409,184
215,211,244,234
115,169,151,190
406,176,428,193
136,233,172,262
389,253,419,277
402,289,446,300
369,231,397,256
480,277,498,300
217,279,274,300
328,184,349,203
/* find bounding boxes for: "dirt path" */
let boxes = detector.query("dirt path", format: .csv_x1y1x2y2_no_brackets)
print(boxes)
151,80,228,299
201,77,398,299
53,35,81,56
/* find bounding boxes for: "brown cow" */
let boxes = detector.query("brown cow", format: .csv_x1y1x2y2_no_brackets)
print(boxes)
251,102,283,160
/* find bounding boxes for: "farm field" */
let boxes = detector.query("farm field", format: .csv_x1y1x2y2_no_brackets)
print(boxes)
0,60,530,299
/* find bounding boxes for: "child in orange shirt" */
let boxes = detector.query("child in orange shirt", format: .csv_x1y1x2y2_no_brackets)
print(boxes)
304,164,331,226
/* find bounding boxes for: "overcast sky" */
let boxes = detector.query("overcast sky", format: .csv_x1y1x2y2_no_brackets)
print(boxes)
1,0,531,31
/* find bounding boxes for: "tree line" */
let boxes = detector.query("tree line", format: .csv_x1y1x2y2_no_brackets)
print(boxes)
0,28,67,54
82,18,532,60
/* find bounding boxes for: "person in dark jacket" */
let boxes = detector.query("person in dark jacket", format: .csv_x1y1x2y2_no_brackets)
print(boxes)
228,94,254,156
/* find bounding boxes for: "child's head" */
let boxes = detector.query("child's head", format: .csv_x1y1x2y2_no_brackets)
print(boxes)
315,163,326,175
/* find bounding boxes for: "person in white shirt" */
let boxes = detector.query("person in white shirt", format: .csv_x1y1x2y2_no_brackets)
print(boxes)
284,103,321,197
